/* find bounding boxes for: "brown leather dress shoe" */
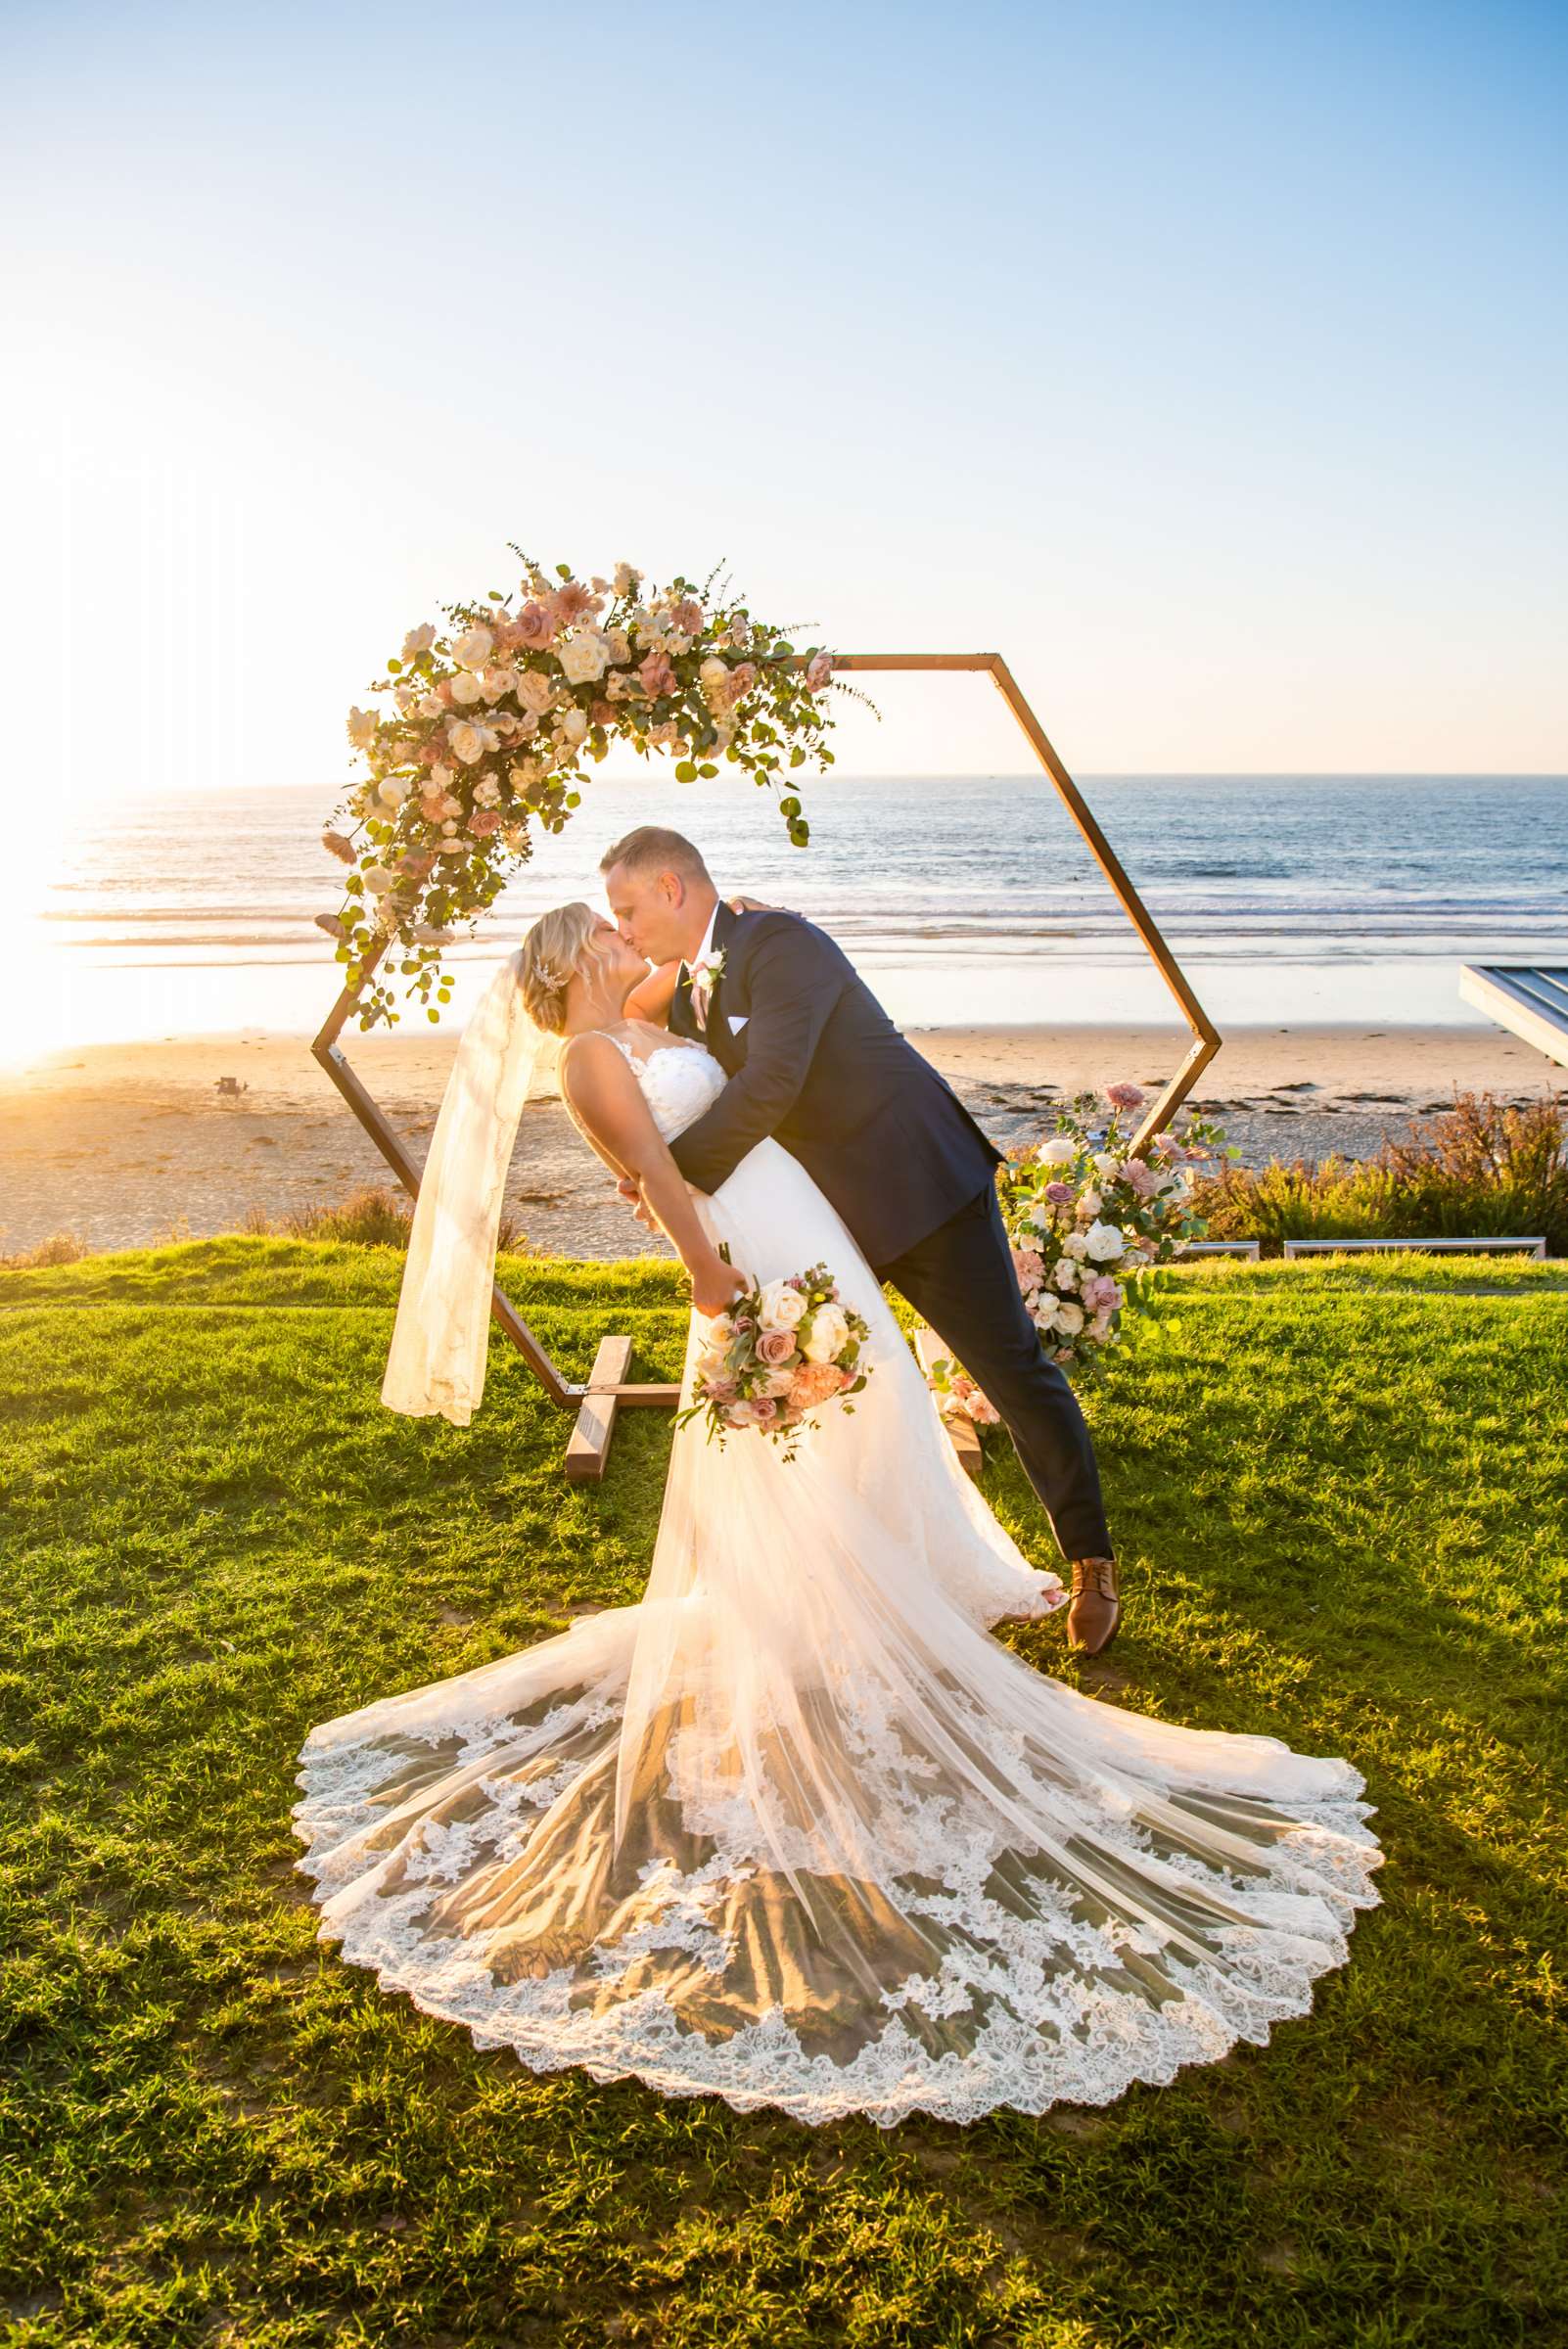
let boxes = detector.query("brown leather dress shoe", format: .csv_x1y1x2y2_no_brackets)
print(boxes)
1066,1556,1121,1655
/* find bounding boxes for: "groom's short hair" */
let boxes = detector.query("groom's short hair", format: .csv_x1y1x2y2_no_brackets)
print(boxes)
600,826,711,886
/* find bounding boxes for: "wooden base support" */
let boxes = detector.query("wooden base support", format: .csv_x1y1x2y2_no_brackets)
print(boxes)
565,1335,635,1482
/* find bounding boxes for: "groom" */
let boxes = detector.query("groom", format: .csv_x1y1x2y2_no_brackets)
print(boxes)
600,825,1123,1654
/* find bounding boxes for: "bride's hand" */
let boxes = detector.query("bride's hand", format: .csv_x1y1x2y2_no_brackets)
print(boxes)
727,893,796,915
692,1256,749,1317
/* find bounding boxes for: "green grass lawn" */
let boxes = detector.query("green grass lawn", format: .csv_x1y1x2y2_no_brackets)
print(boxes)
2,1243,1565,2349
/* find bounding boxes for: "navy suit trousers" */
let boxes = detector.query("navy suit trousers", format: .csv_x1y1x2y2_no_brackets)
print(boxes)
875,1184,1113,1565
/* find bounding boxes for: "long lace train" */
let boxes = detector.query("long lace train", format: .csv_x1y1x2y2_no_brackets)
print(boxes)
295,1039,1380,2126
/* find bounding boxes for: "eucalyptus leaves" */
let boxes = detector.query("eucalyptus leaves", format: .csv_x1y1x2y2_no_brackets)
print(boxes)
321,554,843,1029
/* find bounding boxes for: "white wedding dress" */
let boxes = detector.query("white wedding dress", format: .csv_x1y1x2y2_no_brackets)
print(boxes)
294,1035,1381,2127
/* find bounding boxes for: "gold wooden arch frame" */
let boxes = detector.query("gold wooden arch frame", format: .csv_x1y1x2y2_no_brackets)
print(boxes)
312,652,1221,1475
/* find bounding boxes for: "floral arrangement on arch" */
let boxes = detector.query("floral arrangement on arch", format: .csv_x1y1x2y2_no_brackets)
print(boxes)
924,1083,1230,1426
319,553,848,1030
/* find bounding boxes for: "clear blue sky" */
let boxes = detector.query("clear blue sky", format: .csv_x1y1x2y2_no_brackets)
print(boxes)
4,0,1564,806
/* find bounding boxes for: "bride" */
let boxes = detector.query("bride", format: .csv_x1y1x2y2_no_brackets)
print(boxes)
293,905,1381,2127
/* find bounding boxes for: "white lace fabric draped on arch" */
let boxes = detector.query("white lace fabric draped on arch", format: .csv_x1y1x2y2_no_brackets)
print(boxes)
295,1035,1381,2127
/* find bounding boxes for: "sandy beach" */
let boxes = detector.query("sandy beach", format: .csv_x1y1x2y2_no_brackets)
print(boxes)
2,1022,1558,1262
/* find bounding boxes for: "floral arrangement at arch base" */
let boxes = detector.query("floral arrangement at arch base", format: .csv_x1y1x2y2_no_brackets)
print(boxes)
923,1083,1232,1431
320,553,853,1030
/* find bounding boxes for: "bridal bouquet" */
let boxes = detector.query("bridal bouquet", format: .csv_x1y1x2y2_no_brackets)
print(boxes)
680,1258,872,1459
999,1085,1229,1377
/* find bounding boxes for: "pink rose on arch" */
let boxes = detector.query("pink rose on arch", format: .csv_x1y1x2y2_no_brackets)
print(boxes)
727,661,758,705
1043,1179,1075,1205
669,597,705,634
1105,1082,1146,1112
590,699,616,728
750,1396,779,1425
756,1328,797,1367
515,602,555,649
639,651,677,698
806,650,833,689
468,810,500,837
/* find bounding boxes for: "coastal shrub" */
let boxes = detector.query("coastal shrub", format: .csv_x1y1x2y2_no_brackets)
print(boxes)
1192,1090,1568,1255
243,1183,528,1253
0,1227,87,1269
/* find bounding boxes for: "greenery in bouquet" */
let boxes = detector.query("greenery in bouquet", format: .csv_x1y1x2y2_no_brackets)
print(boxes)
678,1257,872,1461
321,553,862,1030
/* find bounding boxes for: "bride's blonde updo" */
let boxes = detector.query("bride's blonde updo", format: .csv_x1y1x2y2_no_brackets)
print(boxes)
518,901,610,1034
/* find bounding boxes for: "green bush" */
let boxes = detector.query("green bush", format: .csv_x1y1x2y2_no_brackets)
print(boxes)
1192,1090,1568,1255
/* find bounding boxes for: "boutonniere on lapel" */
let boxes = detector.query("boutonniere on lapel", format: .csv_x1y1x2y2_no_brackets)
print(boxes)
689,949,725,1026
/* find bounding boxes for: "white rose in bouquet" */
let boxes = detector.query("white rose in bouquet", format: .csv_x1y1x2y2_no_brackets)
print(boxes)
801,1303,850,1363
480,666,519,702
613,562,641,596
1032,1294,1060,1332
449,670,484,706
346,706,378,747
417,692,445,719
604,626,632,665
1078,1188,1102,1219
758,1279,807,1333
447,720,485,764
558,631,609,685
1038,1137,1076,1167
517,669,555,714
401,622,437,662
451,625,494,671
377,778,410,807
558,706,589,745
1063,1232,1090,1261
1092,1152,1123,1179
1084,1220,1127,1263
362,864,394,894
1054,1260,1079,1292
1055,1301,1086,1337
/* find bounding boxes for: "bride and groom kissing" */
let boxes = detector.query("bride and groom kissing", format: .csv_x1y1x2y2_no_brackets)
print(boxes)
590,825,1122,1654
292,821,1380,2129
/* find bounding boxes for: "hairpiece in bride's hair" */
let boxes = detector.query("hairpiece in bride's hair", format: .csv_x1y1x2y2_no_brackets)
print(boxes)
535,960,570,993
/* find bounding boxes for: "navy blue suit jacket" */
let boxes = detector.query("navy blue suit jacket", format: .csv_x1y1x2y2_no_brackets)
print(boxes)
667,901,1000,1267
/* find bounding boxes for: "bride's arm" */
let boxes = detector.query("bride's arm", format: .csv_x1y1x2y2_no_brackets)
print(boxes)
560,1036,747,1316
623,959,682,1027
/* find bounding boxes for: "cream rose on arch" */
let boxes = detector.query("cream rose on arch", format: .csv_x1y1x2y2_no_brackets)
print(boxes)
558,631,610,686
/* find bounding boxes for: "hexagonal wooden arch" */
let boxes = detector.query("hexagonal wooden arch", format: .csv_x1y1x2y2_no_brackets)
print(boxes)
312,652,1221,1476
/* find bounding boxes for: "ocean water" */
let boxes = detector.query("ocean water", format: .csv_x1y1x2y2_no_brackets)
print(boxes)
10,772,1566,1061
